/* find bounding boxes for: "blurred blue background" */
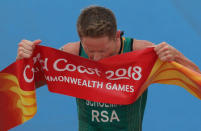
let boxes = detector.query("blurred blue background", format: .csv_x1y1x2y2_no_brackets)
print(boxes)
0,0,201,131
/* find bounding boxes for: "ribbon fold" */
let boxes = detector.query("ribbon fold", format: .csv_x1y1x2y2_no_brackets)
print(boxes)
0,45,201,130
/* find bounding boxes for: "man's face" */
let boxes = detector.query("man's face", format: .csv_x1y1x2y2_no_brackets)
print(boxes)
81,36,118,61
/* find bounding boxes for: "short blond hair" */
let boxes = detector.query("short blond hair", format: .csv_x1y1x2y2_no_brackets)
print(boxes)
77,6,117,39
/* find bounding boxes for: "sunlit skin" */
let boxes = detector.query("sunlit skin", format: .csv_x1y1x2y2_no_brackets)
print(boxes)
16,32,201,73
81,36,121,61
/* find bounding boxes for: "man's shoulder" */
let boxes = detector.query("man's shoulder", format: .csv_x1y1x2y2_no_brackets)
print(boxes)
61,41,80,55
133,39,155,51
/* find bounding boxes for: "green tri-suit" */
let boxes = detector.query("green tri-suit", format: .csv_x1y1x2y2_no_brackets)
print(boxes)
77,37,148,131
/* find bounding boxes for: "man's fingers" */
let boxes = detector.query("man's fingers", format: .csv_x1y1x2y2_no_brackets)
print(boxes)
156,46,169,55
19,42,33,51
154,42,166,51
33,40,42,45
17,39,40,60
18,50,32,59
146,45,156,48
18,46,32,55
160,55,173,62
21,40,34,47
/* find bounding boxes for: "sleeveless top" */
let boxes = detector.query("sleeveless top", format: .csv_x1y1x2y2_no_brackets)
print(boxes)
76,37,148,131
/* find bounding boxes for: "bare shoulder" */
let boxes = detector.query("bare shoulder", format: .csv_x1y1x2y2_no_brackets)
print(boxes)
133,39,155,51
61,41,80,55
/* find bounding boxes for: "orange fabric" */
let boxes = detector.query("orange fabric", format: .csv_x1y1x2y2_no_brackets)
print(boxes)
0,45,200,130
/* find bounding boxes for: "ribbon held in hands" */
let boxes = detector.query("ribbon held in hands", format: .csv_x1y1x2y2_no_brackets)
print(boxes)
0,45,201,130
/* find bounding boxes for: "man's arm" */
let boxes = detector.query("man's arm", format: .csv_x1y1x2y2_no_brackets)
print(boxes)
60,41,80,56
133,40,201,73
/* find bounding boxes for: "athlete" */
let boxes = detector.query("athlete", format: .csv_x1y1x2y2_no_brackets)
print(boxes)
16,6,200,131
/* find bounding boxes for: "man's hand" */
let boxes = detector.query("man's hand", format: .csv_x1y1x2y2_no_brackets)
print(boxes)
154,42,178,62
17,39,42,60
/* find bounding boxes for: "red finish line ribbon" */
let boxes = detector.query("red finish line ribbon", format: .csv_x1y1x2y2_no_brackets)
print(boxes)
0,45,201,130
